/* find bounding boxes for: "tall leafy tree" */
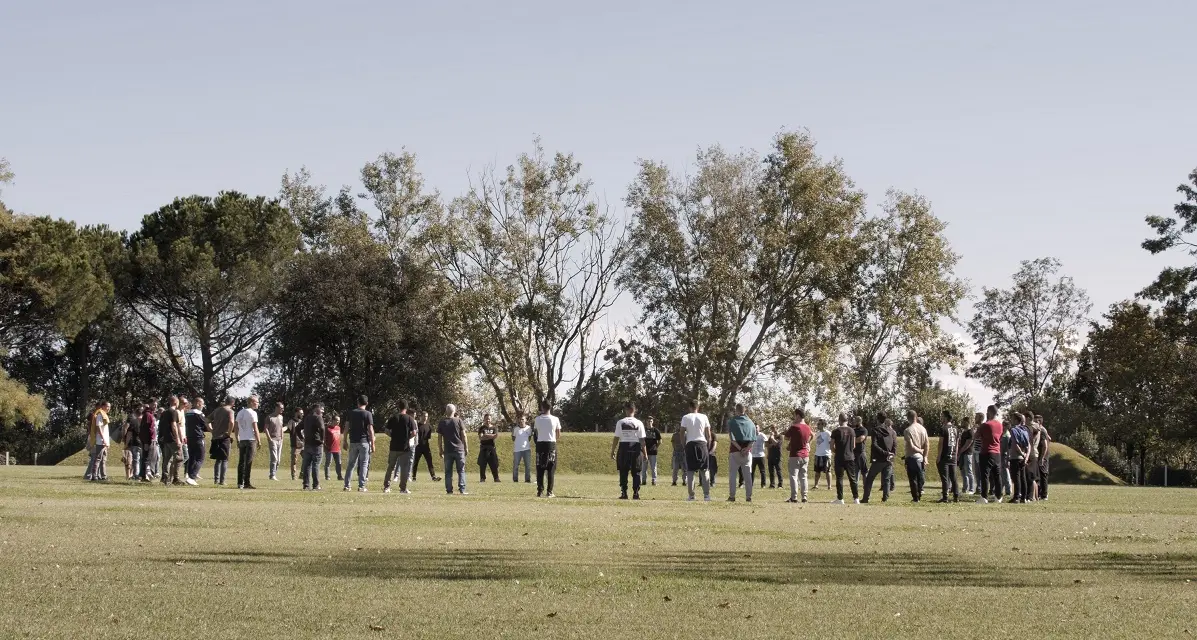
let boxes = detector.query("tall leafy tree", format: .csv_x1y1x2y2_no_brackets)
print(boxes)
621,131,867,424
1142,167,1197,337
125,192,298,404
426,141,628,422
967,257,1091,405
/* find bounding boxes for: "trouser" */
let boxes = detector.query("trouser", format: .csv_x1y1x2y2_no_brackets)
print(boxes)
1038,458,1049,498
384,450,413,491
213,459,228,484
142,442,160,478
617,443,643,496
536,442,557,495
1002,458,1013,495
746,457,765,487
708,452,718,485
412,445,436,479
236,440,257,487
834,459,859,501
788,456,808,501
91,445,108,480
444,450,466,493
84,446,99,479
1010,458,1028,501
290,445,300,480
301,446,322,489
180,441,189,468
685,468,711,499
268,439,283,479
125,448,141,480
671,449,684,483
862,459,893,502
684,441,709,499
958,453,975,493
187,438,206,480
905,457,926,500
978,452,1002,500
513,449,532,482
640,454,658,485
767,449,783,487
160,443,181,485
478,446,499,481
938,460,959,500
727,449,753,500
149,442,161,477
325,451,342,480
344,443,371,489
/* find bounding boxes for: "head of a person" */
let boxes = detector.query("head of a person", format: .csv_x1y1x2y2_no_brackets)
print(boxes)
906,409,917,424
875,411,888,426
1035,414,1044,425
223,397,234,407
517,411,527,425
193,397,205,411
793,407,805,423
247,395,259,410
179,398,190,410
973,411,984,425
166,395,178,409
838,412,847,425
356,394,368,408
293,407,304,419
538,399,551,415
400,399,410,415
647,416,655,428
312,403,324,417
942,410,953,425
986,405,997,420
623,401,637,417
273,402,284,416
735,403,746,417
330,414,339,425
99,400,110,412
1013,412,1024,425
852,415,863,427
688,399,700,413
482,412,491,425
446,403,457,417
817,418,828,430
422,411,429,421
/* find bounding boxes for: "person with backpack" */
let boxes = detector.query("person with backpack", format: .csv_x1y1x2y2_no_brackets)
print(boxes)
1009,413,1031,503
937,410,960,503
384,401,418,494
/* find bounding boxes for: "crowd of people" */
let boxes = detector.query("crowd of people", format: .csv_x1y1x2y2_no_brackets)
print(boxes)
80,395,1050,505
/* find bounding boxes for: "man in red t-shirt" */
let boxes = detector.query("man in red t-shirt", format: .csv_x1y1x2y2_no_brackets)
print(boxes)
976,405,1004,503
784,408,813,503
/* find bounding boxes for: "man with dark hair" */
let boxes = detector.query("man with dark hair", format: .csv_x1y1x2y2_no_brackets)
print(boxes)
976,406,1004,504
641,416,662,487
477,413,501,482
285,407,304,481
766,425,784,489
533,400,561,497
611,402,648,500
412,411,441,482
234,396,261,490
747,425,767,489
511,413,533,483
957,415,976,495
1035,415,1051,501
903,410,929,502
343,395,375,492
726,403,757,503
861,411,896,503
184,397,207,485
1009,412,1031,503
937,410,960,503
785,408,812,503
159,396,184,486
438,404,469,495
208,398,235,485
385,401,418,494
680,399,712,501
670,424,686,486
830,415,858,504
123,404,142,482
139,400,159,481
851,415,867,489
301,403,325,490
264,402,285,481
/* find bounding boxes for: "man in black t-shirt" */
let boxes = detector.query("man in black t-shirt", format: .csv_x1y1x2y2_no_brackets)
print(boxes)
411,411,441,482
851,415,868,489
830,413,859,504
342,395,376,492
640,417,662,487
477,413,500,482
384,401,419,494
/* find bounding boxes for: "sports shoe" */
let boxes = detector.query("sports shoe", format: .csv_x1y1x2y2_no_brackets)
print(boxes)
975,497,989,504
853,498,861,504
703,496,711,502
727,497,735,502
343,487,350,492
686,496,695,502
785,498,798,503
184,477,197,486
243,485,256,490
632,494,640,500
994,497,1003,504
400,490,411,495
936,498,949,503
832,499,845,505
359,487,368,493
618,494,628,500
537,491,543,498
745,497,752,503
270,476,279,481
546,492,555,498
458,491,469,495
801,498,808,503
383,487,392,494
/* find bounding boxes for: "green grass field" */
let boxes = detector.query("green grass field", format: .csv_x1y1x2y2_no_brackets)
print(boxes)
2,436,1191,639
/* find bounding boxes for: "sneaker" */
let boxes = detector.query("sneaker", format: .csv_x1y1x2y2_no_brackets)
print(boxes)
358,487,368,493
243,484,256,490
975,497,989,504
832,499,845,505
383,487,392,494
184,477,197,486
671,482,678,486
853,498,861,504
343,486,350,492
727,497,736,502
446,491,454,495
458,491,469,495
271,476,279,482
433,476,442,481
936,498,949,503
619,494,628,500
801,498,808,503
651,481,656,486
995,497,1003,504
746,497,752,503
400,490,411,495
537,491,543,498
546,492,555,498
632,494,640,500
785,498,797,503
703,496,711,502
687,496,695,502
859,499,869,504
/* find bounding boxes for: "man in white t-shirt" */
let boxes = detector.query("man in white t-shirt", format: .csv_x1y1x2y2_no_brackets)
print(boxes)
88,401,112,482
511,414,533,483
813,419,833,490
532,400,561,498
235,396,261,490
680,399,713,502
610,402,647,500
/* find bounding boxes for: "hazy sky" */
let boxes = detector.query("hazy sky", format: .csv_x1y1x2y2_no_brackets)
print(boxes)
3,1,1194,402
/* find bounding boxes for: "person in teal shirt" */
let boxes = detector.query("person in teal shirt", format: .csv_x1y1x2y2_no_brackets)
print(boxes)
725,403,757,502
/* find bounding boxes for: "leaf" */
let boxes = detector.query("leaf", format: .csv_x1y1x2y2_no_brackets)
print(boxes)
546,612,557,618
370,625,385,631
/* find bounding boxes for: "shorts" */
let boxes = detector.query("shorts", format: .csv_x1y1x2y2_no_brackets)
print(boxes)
684,441,708,471
814,456,830,472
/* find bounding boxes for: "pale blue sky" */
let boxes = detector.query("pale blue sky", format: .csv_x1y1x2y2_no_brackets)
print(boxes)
3,1,1195,401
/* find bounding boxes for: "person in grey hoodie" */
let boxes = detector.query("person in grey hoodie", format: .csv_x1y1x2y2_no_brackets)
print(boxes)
725,403,758,503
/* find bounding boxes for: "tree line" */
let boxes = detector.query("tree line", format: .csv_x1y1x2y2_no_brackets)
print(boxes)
1,140,1195,481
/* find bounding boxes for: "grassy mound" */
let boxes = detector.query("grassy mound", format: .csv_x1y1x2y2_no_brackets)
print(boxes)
56,431,1124,484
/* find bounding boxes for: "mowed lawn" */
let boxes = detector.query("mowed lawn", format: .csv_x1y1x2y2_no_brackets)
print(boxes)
2,461,1195,639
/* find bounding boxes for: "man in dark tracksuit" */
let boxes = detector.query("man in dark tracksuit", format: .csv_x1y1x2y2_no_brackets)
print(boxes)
861,412,897,503
411,411,441,482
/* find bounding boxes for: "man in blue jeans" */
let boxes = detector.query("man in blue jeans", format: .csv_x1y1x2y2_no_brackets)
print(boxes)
438,403,469,495
342,395,375,492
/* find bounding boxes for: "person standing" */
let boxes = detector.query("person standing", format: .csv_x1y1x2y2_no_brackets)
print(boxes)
208,398,235,485
903,410,929,502
301,403,325,490
766,426,784,489
975,407,1004,504
234,396,261,490
1000,420,1013,498
511,413,533,483
812,419,833,491
88,402,112,482
707,433,719,488
861,412,897,503
670,426,686,486
830,416,859,504
957,418,976,495
1009,413,1030,503
123,405,142,482
1026,413,1042,502
477,413,501,483
851,415,868,490
177,398,191,477
726,403,757,503
610,403,647,500
264,402,285,481
139,401,158,481
747,427,767,489
324,414,342,481
384,402,418,494
784,408,813,504
533,400,561,498
412,411,441,482
641,417,662,487
1035,415,1051,501
438,404,469,495
159,396,185,486
342,395,376,492
184,397,207,485
936,411,960,503
680,399,712,502
285,408,304,481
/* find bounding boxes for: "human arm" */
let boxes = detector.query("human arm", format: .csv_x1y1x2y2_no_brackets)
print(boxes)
610,435,619,460
368,422,376,454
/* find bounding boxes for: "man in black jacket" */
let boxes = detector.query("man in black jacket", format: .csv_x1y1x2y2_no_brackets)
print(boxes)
861,412,897,503
301,404,325,490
